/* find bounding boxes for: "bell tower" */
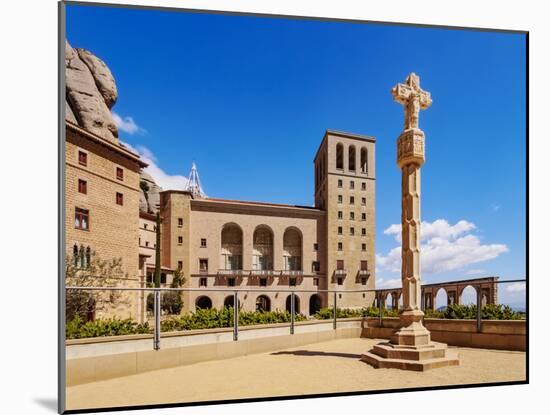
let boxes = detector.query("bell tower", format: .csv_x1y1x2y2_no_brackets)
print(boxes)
314,130,376,309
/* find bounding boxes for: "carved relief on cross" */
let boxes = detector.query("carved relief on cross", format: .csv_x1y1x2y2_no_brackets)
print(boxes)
392,73,432,131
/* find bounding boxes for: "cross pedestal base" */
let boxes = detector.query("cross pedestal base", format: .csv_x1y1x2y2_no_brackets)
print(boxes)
361,311,459,371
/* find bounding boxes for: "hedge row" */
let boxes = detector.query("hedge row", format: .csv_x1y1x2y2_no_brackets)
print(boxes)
313,307,399,319
66,304,524,340
423,304,524,320
66,308,307,339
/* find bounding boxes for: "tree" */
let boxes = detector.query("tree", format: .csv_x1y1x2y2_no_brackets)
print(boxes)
162,269,185,314
154,212,161,288
147,268,186,315
65,250,130,322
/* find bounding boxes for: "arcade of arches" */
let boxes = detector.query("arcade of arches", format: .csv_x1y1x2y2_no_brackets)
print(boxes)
193,292,324,316
373,277,499,310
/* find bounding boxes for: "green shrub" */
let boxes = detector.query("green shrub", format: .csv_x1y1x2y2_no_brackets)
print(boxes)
424,304,524,320
66,303,525,339
313,307,398,319
160,308,307,332
423,308,445,318
66,315,151,339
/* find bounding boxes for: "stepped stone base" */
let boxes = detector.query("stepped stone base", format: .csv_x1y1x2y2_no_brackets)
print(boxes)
361,341,459,371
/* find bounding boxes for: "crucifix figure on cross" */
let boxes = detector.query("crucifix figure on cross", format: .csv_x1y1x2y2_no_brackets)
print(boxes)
392,72,432,131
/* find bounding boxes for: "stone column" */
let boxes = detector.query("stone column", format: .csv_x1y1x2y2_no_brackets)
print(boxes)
362,73,459,370
388,126,433,346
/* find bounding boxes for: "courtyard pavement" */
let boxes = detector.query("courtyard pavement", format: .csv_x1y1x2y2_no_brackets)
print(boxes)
66,337,526,411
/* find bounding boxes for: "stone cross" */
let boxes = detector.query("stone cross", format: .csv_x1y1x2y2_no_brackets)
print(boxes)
388,72,433,347
361,73,458,370
392,73,432,131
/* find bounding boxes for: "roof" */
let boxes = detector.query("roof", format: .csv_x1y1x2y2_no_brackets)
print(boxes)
139,211,157,221
146,265,175,272
66,121,148,168
205,198,322,210
314,129,376,162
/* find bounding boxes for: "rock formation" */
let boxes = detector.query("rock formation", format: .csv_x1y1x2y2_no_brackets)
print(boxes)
140,172,163,214
65,40,119,142
66,40,162,213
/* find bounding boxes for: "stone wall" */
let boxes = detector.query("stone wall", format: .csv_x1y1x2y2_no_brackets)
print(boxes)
361,317,526,351
65,124,143,319
65,319,363,386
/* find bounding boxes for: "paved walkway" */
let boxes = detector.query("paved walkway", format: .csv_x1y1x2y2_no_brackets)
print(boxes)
66,337,526,411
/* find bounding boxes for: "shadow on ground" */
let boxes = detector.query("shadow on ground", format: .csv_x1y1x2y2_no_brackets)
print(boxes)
271,350,362,359
34,398,57,412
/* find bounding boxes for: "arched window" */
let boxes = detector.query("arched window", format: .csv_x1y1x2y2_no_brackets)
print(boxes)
85,246,91,269
360,147,368,174
73,244,78,267
336,143,343,170
221,223,243,270
283,228,302,271
435,288,448,311
385,292,394,309
196,296,212,310
285,294,300,314
256,295,271,312
460,285,477,305
78,245,85,269
253,226,274,271
348,145,356,171
309,294,322,315
224,295,240,309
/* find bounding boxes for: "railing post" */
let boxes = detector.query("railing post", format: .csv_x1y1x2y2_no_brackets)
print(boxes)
333,291,337,330
290,291,295,335
378,295,383,328
233,291,239,341
476,284,482,333
153,290,161,350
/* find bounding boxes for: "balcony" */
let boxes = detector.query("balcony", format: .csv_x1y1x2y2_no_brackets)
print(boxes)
334,269,347,277
218,269,244,276
250,269,274,277
280,269,304,277
358,269,370,276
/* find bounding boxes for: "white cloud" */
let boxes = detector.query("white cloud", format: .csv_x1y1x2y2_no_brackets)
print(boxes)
113,112,147,135
505,282,526,293
375,278,402,288
377,219,508,275
489,203,501,212
120,142,189,191
384,219,476,244
465,269,486,276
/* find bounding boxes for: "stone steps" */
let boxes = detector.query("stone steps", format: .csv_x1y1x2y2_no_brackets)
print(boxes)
361,348,459,371
370,341,448,361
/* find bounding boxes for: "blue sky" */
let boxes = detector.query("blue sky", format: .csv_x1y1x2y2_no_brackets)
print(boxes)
66,5,526,306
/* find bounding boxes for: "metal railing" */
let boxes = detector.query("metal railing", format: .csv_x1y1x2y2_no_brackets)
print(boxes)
66,278,525,351
66,286,376,350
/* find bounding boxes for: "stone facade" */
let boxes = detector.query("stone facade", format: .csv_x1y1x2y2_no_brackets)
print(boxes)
159,130,377,315
65,124,378,319
314,131,376,309
65,121,147,320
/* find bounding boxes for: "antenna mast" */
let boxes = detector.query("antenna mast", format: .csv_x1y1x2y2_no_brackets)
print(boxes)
186,162,205,198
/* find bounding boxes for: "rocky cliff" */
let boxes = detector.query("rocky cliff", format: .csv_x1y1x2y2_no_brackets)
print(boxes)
65,40,119,142
140,172,163,214
66,40,162,212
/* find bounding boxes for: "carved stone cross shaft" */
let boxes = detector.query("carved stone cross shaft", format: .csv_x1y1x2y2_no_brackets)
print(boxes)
393,73,431,338
392,73,432,131
361,73,458,369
